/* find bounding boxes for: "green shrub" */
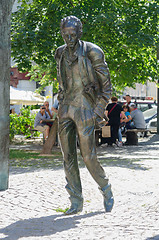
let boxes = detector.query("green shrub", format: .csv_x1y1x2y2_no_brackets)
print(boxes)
10,106,40,141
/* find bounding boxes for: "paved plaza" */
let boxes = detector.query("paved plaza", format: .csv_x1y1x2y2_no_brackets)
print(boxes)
0,134,159,240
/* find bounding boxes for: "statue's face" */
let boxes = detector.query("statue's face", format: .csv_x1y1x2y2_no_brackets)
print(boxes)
62,26,79,49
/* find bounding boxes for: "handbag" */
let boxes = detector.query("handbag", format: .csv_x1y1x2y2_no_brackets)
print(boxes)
102,125,111,138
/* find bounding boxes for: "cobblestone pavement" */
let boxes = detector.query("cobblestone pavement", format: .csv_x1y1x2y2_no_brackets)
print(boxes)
0,135,159,240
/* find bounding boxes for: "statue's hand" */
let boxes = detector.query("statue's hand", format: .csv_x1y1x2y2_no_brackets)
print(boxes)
93,112,107,128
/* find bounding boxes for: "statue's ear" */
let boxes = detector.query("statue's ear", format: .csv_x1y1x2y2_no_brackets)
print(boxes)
78,30,83,39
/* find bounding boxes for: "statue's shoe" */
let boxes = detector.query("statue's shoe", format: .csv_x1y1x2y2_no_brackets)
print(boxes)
64,206,83,215
104,194,114,212
99,184,114,212
64,201,83,215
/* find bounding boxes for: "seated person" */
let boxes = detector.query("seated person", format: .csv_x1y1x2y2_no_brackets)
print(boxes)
51,98,59,118
118,111,127,146
34,105,50,140
122,104,132,129
44,101,53,119
129,103,146,129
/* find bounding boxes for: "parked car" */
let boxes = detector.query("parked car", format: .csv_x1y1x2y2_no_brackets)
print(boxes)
147,118,157,133
135,100,157,112
118,99,157,112
143,106,157,124
143,106,157,133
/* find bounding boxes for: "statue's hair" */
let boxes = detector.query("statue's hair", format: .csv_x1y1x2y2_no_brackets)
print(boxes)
60,16,82,34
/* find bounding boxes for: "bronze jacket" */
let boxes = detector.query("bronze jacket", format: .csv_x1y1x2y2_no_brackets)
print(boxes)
55,40,112,119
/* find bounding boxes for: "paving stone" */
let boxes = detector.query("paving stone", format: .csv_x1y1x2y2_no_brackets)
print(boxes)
0,134,159,239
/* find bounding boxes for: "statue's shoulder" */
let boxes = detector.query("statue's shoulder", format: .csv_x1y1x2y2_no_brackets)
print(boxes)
82,41,104,59
54,44,66,60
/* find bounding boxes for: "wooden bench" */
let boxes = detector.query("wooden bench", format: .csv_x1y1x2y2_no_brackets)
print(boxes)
95,127,148,146
125,128,148,145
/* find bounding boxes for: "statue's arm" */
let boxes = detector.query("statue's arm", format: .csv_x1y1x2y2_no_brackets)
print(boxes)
54,46,65,101
88,45,112,123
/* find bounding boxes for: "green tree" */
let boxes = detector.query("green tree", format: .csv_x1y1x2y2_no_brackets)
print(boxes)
9,107,40,141
11,0,158,93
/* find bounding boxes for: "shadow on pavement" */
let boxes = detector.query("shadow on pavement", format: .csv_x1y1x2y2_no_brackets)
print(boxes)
146,236,159,240
94,134,159,171
98,157,148,170
9,156,64,175
140,134,159,146
9,134,159,175
0,211,103,240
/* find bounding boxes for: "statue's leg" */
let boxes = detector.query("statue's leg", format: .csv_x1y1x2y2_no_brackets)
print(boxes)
77,108,114,212
59,116,83,215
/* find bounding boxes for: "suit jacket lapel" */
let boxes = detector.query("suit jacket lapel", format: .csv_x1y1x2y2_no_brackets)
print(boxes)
59,45,67,90
78,40,90,87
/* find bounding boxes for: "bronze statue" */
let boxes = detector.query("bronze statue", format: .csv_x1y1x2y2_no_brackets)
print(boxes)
55,16,114,215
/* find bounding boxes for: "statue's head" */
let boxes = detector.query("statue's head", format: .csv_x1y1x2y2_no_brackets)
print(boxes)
60,16,82,49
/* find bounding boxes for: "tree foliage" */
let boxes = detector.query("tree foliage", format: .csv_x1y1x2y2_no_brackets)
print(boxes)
11,0,158,92
10,107,40,141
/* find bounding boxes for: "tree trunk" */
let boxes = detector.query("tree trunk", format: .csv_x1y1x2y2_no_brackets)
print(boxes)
157,43,159,135
41,118,58,154
0,0,15,190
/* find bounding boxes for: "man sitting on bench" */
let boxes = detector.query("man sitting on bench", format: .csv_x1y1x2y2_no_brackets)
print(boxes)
34,105,50,140
129,103,146,129
124,103,146,145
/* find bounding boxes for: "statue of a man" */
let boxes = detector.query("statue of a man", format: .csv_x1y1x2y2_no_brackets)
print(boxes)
55,16,114,215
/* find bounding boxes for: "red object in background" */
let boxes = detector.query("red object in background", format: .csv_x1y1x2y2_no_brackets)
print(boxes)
145,96,153,100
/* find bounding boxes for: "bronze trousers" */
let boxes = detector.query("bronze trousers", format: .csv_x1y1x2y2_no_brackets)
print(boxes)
58,104,109,201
